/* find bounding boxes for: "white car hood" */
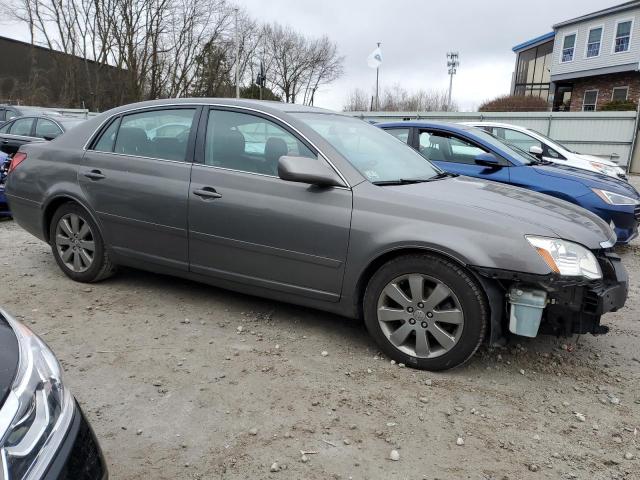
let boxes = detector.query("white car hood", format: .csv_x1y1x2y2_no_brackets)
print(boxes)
572,152,619,167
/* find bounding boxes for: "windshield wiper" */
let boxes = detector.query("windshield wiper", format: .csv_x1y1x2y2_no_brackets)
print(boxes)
373,172,458,186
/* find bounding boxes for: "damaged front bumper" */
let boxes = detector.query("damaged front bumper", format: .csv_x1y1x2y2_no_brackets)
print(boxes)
472,251,628,342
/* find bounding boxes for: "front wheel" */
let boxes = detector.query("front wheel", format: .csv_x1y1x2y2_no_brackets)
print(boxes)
49,203,115,282
363,254,488,371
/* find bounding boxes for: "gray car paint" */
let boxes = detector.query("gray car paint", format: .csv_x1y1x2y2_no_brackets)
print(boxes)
5,98,615,320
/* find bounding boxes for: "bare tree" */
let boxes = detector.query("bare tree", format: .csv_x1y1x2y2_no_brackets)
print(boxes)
343,88,370,111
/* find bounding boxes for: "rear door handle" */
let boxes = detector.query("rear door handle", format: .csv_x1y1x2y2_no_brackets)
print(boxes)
83,169,106,180
1,140,8,144
193,187,222,199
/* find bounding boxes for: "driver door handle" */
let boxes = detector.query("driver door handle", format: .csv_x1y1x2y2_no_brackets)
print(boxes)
83,169,106,180
193,187,222,199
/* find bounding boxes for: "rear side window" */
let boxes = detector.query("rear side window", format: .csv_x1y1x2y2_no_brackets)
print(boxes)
10,118,34,136
93,119,120,152
0,110,5,122
0,122,10,134
92,109,196,161
114,109,196,161
35,119,62,139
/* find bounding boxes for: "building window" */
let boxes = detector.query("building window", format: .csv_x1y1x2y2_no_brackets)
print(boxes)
612,87,629,101
513,40,552,102
614,20,632,53
562,33,576,62
583,90,598,111
586,26,603,57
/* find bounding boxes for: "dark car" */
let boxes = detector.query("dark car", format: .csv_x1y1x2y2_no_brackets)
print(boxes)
4,99,628,370
0,151,10,218
379,121,640,244
0,115,86,156
0,308,108,479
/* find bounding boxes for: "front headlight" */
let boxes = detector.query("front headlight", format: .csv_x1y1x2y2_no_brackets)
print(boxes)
525,236,602,280
592,188,640,206
589,162,624,178
0,313,74,480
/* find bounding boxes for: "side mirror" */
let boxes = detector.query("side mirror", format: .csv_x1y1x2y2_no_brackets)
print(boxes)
278,156,345,187
474,152,502,168
529,145,543,157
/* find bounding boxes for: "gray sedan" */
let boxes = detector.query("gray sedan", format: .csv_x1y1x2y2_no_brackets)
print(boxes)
4,99,628,370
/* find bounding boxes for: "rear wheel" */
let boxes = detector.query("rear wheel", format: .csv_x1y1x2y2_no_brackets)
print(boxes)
363,254,488,371
49,203,115,282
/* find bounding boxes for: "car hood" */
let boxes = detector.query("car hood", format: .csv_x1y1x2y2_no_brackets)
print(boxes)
0,311,19,409
572,153,619,167
383,176,615,248
531,164,639,197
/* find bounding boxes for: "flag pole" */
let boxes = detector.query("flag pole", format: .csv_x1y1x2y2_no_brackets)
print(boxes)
375,42,381,111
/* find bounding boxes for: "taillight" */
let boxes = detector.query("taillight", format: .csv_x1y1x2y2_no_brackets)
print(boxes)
7,152,27,174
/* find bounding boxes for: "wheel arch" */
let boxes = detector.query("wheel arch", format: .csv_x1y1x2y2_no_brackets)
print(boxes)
42,194,102,243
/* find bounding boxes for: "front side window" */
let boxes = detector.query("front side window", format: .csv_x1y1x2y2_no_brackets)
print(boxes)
294,113,440,183
385,128,410,144
583,90,598,111
586,27,603,57
113,108,196,161
562,33,576,62
204,110,315,175
35,119,62,139
10,118,34,136
419,131,489,165
614,20,632,53
612,86,629,101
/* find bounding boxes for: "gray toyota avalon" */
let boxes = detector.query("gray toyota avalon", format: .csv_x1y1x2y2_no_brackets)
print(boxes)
4,99,628,370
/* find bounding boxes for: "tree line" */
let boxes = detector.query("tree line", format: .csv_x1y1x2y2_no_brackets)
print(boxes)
6,0,344,110
343,85,458,112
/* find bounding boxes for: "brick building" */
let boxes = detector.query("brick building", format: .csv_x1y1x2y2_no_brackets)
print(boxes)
512,1,640,111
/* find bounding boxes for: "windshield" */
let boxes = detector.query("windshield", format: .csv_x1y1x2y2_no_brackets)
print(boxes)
293,113,441,183
529,128,573,152
464,127,538,165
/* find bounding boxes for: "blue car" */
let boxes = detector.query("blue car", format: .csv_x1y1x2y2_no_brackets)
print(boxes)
379,121,640,244
0,151,10,218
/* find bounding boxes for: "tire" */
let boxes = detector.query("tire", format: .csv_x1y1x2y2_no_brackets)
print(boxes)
49,202,116,282
363,254,488,371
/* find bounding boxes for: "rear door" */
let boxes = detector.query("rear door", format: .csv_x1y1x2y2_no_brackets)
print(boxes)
416,129,511,182
80,106,200,270
188,107,352,301
0,117,37,155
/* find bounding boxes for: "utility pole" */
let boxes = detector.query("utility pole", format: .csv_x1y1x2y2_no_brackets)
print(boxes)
375,42,381,111
446,51,459,111
234,8,240,99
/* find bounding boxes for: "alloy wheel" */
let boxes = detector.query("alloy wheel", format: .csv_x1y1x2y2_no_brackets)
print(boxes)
55,213,96,273
376,274,464,358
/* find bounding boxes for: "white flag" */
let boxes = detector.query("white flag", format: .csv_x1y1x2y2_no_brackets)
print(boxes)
367,47,383,69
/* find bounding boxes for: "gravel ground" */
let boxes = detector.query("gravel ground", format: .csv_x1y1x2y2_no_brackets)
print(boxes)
1,180,639,480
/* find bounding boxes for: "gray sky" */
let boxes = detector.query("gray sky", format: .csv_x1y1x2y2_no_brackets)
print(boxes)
1,0,620,110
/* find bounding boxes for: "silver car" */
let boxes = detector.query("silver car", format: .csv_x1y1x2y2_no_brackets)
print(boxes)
4,99,628,370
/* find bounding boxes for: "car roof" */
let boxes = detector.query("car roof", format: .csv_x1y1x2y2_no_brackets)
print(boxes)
101,98,337,117
462,121,531,130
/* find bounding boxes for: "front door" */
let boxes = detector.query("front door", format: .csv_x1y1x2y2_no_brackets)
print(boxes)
188,107,352,301
79,107,199,270
416,129,511,183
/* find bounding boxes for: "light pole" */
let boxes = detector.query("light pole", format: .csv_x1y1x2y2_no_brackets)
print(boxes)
234,8,240,99
446,52,459,111
375,42,381,111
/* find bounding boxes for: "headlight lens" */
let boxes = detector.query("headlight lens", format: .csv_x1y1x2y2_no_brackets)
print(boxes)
525,236,602,279
592,188,640,206
0,313,74,480
589,162,624,178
